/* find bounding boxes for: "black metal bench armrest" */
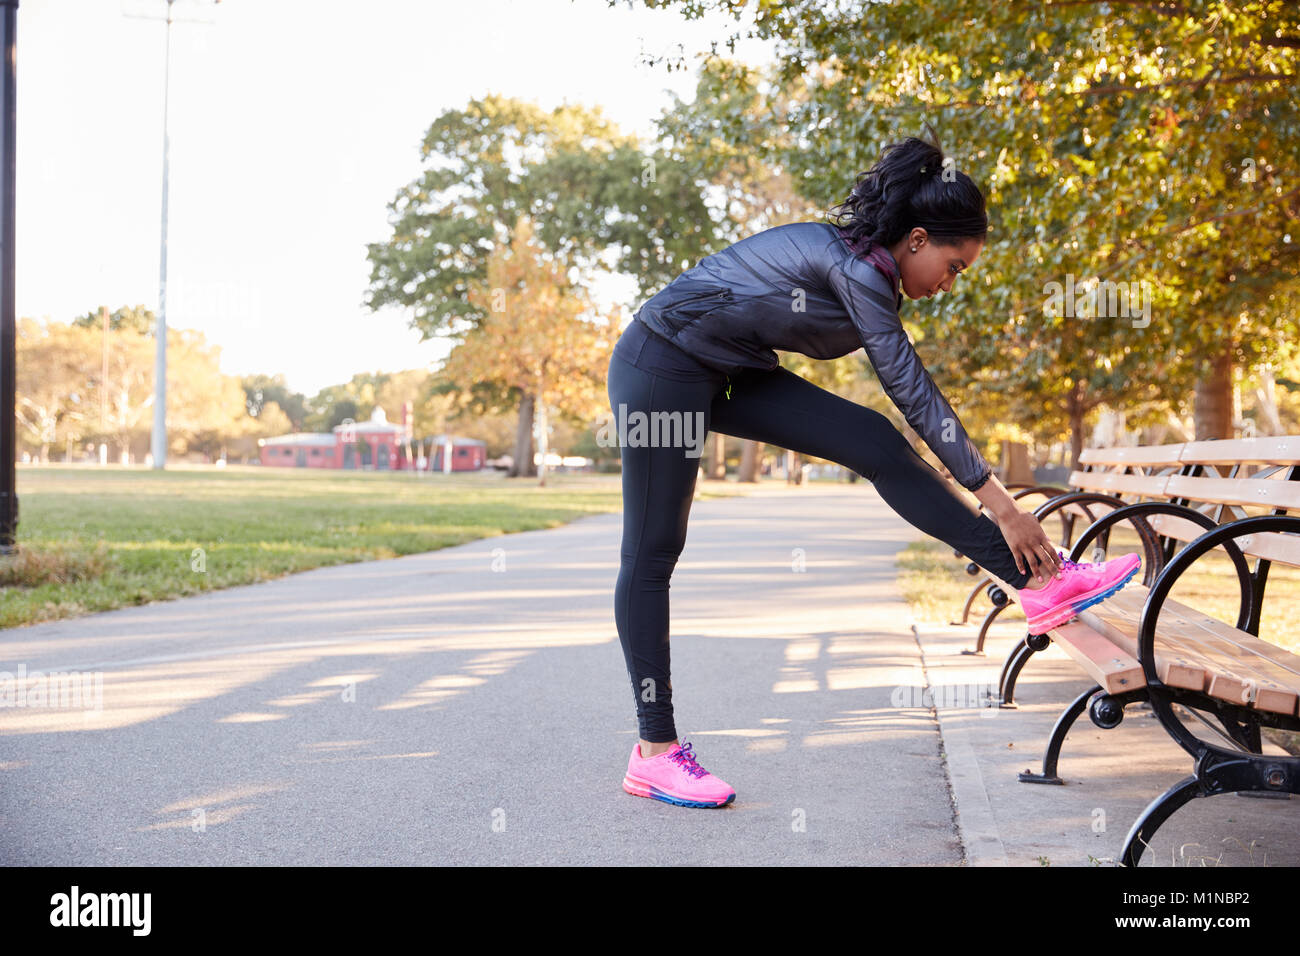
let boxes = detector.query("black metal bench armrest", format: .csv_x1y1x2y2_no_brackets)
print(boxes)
1135,514,1296,758
1022,490,1127,546
1065,500,1223,590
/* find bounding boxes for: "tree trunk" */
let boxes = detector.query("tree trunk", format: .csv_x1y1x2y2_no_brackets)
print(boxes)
1067,379,1085,472
785,449,803,484
510,392,536,478
707,432,726,479
738,439,763,482
1194,348,1233,440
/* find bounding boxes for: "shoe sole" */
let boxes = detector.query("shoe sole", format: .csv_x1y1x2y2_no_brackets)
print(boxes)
622,773,736,808
1025,560,1141,634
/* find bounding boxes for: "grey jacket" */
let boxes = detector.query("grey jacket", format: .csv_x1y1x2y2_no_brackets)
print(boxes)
632,220,993,491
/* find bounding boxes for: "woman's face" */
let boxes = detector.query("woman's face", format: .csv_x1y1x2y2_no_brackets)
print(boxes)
893,230,984,301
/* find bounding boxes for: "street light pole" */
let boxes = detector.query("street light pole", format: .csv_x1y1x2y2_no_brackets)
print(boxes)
126,0,220,470
0,0,18,552
151,0,173,469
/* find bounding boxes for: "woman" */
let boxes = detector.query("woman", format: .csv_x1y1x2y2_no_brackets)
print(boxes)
606,135,1141,808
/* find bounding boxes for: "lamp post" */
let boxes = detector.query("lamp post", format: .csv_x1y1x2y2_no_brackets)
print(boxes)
125,0,221,469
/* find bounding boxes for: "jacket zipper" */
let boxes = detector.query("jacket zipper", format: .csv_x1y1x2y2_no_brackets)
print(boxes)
725,375,732,399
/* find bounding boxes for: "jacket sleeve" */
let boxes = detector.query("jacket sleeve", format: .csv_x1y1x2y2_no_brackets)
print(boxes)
826,254,994,492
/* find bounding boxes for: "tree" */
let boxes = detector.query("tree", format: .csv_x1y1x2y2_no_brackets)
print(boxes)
19,315,267,464
438,215,621,485
165,329,252,460
365,95,725,476
242,374,308,431
15,319,96,461
72,304,154,335
615,0,1300,459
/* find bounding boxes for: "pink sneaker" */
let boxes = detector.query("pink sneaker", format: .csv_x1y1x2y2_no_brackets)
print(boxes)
1017,550,1142,634
622,740,736,808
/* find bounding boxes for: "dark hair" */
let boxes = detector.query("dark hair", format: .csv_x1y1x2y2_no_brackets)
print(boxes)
827,133,988,253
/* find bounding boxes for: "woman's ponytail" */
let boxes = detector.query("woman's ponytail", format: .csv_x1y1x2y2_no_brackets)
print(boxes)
828,131,989,254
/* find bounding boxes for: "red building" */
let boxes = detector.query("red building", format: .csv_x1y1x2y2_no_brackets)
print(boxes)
258,407,486,472
258,432,341,469
427,434,487,472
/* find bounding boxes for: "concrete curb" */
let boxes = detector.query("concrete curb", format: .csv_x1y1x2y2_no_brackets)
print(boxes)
912,621,1007,866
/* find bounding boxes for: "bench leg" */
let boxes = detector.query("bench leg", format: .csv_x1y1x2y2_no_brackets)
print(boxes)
1120,774,1204,867
951,575,990,626
965,597,1010,656
999,635,1047,707
1120,744,1299,865
1018,684,1098,785
997,641,1026,706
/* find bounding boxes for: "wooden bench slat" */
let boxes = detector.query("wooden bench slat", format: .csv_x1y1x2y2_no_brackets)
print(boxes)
1078,443,1187,467
1068,471,1171,498
1178,436,1300,466
1073,591,1209,692
1239,530,1300,568
1164,474,1300,511
1152,603,1300,715
1147,512,1218,545
1159,602,1300,683
1046,620,1148,694
1081,593,1297,715
1075,588,1300,716
1148,513,1300,568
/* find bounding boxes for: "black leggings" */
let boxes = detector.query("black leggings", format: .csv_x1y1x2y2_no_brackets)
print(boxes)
606,319,1031,743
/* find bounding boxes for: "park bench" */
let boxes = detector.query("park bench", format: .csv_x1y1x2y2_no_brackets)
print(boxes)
954,436,1300,865
951,441,1190,663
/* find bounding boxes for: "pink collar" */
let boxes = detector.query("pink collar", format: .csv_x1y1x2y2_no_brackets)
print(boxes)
835,225,902,305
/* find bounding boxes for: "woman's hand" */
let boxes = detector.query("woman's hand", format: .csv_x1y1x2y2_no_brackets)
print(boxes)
970,472,1063,583
995,509,1063,582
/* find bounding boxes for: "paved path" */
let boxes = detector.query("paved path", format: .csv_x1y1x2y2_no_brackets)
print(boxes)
5,480,1295,866
1,483,961,866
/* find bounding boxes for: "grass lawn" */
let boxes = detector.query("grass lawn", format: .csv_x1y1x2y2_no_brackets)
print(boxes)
0,464,752,630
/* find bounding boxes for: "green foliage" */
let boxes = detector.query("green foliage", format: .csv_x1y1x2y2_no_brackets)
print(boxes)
615,0,1300,451
364,93,730,337
71,304,155,335
242,373,308,430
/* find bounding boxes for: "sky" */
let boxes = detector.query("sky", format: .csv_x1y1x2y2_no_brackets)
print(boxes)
18,0,773,396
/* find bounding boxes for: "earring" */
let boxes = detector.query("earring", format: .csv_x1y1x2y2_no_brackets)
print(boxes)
910,246,917,252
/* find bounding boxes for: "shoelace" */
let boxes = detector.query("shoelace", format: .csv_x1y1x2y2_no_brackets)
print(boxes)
1055,551,1100,576
668,741,709,778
